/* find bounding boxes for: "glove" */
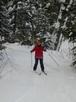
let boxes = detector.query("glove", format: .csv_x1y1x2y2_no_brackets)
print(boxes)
30,50,32,53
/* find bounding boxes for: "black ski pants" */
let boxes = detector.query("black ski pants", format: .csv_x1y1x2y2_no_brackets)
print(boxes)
33,58,44,72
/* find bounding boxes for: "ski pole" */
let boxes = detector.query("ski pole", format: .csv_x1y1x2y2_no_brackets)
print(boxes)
31,53,33,68
47,51,59,66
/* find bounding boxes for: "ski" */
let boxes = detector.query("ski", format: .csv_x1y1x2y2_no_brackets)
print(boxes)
38,72,41,75
37,71,47,76
42,71,47,75
34,71,41,75
34,71,47,76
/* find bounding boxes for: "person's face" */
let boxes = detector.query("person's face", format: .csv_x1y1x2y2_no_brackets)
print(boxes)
37,40,41,45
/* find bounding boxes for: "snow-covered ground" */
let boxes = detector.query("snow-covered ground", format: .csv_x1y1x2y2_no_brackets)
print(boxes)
0,42,76,102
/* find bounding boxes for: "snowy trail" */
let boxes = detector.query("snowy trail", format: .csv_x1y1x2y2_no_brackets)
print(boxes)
0,43,76,102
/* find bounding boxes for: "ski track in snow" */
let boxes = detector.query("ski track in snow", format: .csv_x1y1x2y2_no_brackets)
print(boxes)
0,43,76,102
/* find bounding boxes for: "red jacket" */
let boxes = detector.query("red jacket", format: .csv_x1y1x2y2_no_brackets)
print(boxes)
31,45,46,59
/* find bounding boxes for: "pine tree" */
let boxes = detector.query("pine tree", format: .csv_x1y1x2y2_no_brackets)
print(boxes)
7,0,18,42
7,0,52,45
0,0,9,49
61,0,76,67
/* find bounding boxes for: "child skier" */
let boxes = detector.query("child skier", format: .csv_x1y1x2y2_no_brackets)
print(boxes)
31,38,47,74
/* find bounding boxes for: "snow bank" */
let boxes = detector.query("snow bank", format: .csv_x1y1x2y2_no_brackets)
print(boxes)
59,40,72,62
